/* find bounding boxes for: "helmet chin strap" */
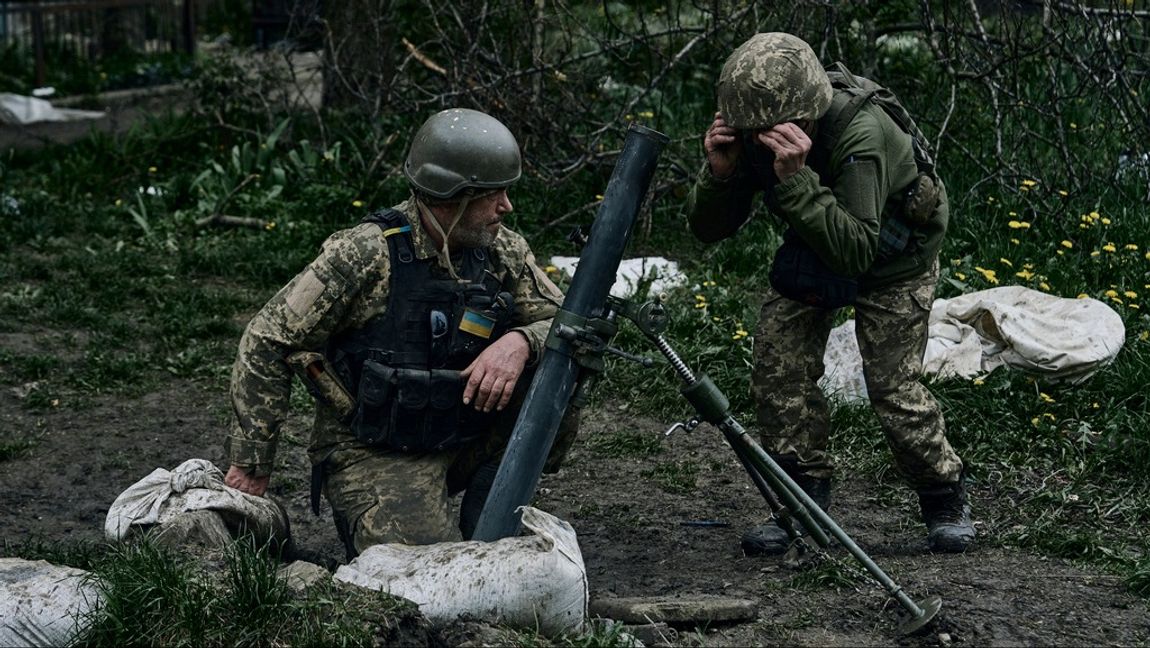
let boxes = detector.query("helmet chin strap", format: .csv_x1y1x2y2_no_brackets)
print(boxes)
415,194,471,281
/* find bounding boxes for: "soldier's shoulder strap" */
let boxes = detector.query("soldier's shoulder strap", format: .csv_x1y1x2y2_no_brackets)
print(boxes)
362,207,415,264
820,62,937,177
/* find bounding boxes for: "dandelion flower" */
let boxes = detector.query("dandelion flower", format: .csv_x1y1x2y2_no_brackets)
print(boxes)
1060,240,1074,249
1091,250,1101,257
1125,244,1138,251
1105,289,1119,298
1021,179,1038,187
974,267,999,284
544,265,558,273
148,166,157,173
265,221,277,231
1102,217,1112,225
1103,243,1117,253
1016,269,1035,280
1039,282,1050,291
1077,293,1089,299
1000,258,1013,267
1040,392,1055,403
955,272,967,281
352,200,364,208
1125,291,1138,299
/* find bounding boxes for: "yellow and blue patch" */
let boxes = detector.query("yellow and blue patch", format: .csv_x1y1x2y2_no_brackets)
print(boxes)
458,308,496,339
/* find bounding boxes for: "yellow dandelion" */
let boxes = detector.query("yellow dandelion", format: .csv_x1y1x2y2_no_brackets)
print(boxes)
955,272,967,281
712,316,720,322
1040,392,1055,403
1089,210,1101,221
974,267,999,284
973,378,984,386
1145,251,1150,261
1080,224,1089,230
352,200,364,208
1031,417,1040,426
1009,211,1018,217
1060,240,1074,249
1111,296,1124,305
1105,289,1119,298
1077,293,1089,299
1092,402,1100,409
1000,258,1013,267
1043,412,1056,421
265,221,277,231
695,294,706,301
1131,304,1141,310
1125,291,1138,299
1091,250,1101,257
1141,331,1150,341
595,194,604,201
544,265,558,273
1125,244,1138,251
694,302,707,309
1102,217,1112,225
1070,122,1077,129
1011,238,1020,245
1021,179,1038,187
1008,220,1024,229
1103,243,1117,253
987,196,997,203
1058,190,1068,197
637,110,654,119
148,166,157,173
703,280,717,287
1039,282,1051,291
1016,269,1035,280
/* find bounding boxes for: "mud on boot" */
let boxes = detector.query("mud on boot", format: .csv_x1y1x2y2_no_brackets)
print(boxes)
918,478,975,553
741,469,831,557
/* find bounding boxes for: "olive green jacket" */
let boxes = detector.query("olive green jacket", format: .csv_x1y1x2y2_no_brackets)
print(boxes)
225,199,564,476
687,92,948,289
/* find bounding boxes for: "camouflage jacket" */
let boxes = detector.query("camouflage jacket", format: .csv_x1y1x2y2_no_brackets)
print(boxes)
687,91,949,289
225,198,564,476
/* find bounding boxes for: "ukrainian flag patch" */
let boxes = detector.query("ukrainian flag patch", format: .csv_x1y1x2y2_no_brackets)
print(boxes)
458,309,496,339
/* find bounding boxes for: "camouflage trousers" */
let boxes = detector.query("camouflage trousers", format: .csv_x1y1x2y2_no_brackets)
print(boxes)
753,260,963,488
318,373,580,557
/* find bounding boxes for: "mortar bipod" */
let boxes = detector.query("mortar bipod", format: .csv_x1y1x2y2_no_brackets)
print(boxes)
643,327,943,636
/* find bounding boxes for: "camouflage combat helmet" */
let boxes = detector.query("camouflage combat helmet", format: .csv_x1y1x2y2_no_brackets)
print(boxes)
717,33,833,130
404,108,522,200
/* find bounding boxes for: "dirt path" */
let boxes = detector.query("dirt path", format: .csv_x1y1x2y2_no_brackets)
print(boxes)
1,373,1147,646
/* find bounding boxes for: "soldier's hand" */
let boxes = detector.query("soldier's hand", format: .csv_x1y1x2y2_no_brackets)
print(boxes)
756,122,812,182
225,464,270,496
704,112,740,180
461,331,530,413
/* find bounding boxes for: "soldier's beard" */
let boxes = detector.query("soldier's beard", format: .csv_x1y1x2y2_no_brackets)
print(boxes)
450,222,499,249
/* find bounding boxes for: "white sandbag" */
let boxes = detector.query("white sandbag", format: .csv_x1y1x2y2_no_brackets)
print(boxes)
550,256,686,298
821,287,1124,402
104,458,288,547
0,558,102,648
334,506,587,636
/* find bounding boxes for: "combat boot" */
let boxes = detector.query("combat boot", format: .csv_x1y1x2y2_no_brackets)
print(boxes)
741,467,831,557
917,478,975,553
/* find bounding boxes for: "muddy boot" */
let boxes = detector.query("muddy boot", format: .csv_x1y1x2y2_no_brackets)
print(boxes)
918,479,975,553
741,467,831,557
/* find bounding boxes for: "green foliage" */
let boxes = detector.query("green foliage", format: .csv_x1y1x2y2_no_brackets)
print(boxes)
641,459,699,494
77,536,404,647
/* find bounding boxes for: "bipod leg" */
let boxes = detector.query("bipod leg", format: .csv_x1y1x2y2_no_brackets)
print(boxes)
721,424,805,548
725,420,941,635
646,331,941,635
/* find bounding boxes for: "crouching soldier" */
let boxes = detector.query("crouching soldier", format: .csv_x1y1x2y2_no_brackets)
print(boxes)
224,108,579,558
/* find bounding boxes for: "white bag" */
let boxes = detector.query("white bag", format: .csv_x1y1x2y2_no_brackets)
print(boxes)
334,506,587,636
0,559,102,648
104,458,288,547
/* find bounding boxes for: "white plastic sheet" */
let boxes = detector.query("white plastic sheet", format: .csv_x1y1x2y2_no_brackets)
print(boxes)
334,506,588,636
549,256,685,298
0,93,104,125
821,287,1125,402
0,559,101,648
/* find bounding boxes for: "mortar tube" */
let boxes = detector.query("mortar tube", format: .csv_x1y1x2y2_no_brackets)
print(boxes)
471,124,670,542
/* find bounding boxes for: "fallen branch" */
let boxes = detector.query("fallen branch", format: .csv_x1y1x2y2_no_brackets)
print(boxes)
402,37,448,75
194,214,269,229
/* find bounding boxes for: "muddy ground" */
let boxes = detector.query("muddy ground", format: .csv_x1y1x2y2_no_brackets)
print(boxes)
1,365,1147,647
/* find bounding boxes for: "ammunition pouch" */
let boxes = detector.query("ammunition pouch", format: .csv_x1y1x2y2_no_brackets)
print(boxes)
769,230,858,309
351,360,493,451
902,172,939,226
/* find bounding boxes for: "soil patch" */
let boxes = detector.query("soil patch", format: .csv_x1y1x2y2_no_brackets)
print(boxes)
1,377,1147,646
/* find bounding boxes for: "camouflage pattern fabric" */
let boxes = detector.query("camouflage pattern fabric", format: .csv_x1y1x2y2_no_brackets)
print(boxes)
322,380,581,552
225,197,571,548
754,259,964,488
717,32,833,130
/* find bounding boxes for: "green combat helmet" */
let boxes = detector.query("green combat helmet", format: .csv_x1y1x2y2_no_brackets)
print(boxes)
717,32,833,130
404,108,522,200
